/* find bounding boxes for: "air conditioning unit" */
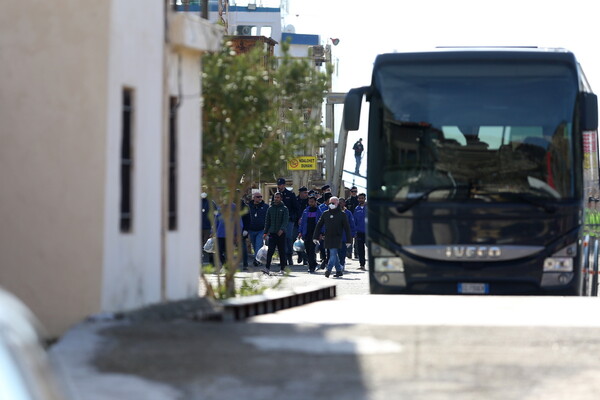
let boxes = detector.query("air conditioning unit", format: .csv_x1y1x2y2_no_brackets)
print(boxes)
311,45,325,66
237,25,254,36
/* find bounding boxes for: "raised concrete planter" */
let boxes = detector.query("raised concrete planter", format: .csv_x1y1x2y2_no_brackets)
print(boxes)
220,284,336,321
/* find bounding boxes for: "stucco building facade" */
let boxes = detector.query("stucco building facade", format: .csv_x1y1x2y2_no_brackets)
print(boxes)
0,1,222,337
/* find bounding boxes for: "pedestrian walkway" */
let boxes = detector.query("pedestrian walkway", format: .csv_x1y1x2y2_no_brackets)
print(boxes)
201,257,369,297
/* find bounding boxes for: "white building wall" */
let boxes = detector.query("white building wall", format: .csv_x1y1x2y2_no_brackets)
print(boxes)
0,0,110,337
1,0,222,336
101,0,165,311
165,52,202,299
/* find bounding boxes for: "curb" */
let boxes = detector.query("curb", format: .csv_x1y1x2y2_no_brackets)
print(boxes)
220,284,337,321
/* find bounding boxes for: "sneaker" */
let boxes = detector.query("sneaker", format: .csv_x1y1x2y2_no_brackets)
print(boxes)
335,272,343,278
279,269,286,275
261,267,271,275
359,266,366,271
325,270,331,278
242,267,249,272
253,260,260,267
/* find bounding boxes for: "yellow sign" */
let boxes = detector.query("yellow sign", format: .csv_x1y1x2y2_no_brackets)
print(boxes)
287,156,317,170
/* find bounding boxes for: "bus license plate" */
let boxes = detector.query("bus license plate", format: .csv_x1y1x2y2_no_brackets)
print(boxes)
458,283,489,294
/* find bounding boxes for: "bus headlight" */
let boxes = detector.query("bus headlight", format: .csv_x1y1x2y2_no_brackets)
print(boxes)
543,257,573,272
374,257,404,272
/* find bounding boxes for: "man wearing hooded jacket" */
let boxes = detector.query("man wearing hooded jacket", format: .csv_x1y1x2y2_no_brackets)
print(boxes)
313,196,351,278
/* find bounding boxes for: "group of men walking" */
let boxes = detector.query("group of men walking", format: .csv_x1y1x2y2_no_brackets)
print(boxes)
251,178,367,278
203,178,367,278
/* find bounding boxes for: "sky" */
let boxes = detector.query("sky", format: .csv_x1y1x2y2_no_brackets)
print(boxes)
244,0,600,187
282,0,600,187
285,0,600,92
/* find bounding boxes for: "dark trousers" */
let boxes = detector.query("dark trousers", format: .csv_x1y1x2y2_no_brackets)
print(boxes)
217,237,226,265
305,236,318,271
266,232,287,271
356,232,366,267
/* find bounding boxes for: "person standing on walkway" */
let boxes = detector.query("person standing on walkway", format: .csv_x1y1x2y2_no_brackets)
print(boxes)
352,138,364,174
354,193,367,270
263,192,289,274
213,204,242,270
248,191,269,267
273,178,300,266
299,195,323,273
313,196,351,278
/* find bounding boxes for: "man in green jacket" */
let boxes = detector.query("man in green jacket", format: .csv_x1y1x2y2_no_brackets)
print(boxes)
263,192,289,274
313,196,352,278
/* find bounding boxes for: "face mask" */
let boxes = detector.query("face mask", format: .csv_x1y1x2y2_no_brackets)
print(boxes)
201,192,207,199
329,203,337,210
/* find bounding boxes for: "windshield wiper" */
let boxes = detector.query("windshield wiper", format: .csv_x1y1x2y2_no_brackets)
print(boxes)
396,184,470,213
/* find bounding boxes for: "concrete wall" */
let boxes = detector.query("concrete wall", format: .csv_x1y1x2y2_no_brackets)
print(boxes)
1,1,222,337
101,0,165,313
165,50,202,299
0,0,111,335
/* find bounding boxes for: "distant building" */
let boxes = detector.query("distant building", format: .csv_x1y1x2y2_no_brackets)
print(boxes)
176,1,321,58
0,0,223,337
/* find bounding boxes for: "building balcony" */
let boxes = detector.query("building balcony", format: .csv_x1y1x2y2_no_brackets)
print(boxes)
169,12,224,53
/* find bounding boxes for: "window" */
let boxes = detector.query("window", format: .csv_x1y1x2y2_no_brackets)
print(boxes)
120,88,134,232
168,97,178,231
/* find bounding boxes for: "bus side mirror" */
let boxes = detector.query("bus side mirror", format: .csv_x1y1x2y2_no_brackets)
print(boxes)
581,92,598,131
344,86,369,131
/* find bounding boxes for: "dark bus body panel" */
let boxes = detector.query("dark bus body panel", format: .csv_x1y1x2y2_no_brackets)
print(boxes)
345,47,599,296
368,202,582,295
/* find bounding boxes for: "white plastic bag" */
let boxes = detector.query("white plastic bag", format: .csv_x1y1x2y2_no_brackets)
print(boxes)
255,242,268,264
203,237,216,253
293,238,305,252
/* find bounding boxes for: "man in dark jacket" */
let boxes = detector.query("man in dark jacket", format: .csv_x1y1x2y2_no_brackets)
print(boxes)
248,191,269,267
352,138,364,174
273,178,300,266
313,196,351,278
346,186,359,213
263,192,289,274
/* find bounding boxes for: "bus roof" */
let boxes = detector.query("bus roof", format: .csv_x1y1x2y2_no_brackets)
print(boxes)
373,47,578,70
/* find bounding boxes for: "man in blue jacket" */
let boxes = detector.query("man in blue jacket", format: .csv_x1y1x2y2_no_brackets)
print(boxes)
298,195,323,273
353,193,367,270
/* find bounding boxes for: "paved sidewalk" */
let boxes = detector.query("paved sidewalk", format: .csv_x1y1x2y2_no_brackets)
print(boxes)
49,256,369,399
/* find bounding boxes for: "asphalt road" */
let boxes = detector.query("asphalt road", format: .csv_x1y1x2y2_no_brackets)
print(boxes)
74,295,600,400
53,255,600,400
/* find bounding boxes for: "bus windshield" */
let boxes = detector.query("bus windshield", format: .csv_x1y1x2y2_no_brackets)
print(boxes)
374,60,578,202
